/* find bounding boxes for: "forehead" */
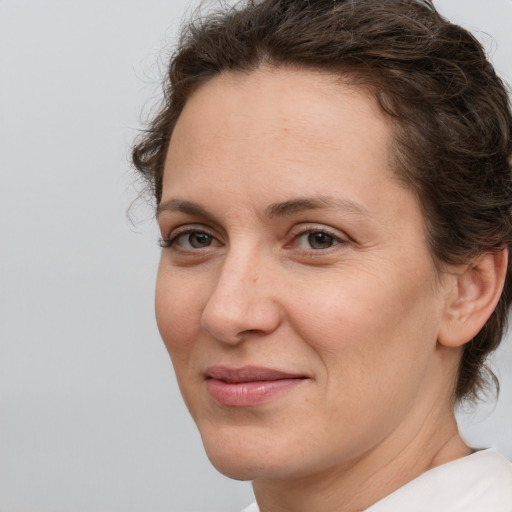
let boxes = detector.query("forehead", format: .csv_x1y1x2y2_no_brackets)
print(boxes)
171,67,388,148
163,66,399,211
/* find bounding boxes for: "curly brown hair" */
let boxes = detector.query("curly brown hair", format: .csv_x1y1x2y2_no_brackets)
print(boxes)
132,0,512,402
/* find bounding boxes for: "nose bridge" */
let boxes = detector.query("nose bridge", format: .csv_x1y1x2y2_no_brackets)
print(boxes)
215,247,257,301
200,243,280,343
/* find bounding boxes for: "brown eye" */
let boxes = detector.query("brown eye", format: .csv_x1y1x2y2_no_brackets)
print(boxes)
184,232,214,249
307,232,336,249
161,227,222,251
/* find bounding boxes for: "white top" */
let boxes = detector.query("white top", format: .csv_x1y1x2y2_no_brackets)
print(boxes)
241,449,512,512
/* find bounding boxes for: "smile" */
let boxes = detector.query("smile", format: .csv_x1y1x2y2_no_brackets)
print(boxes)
204,366,308,407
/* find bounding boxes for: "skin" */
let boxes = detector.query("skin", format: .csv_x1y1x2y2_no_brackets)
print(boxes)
155,67,494,512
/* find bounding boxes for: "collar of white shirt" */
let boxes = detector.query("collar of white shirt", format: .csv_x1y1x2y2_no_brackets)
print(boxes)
241,449,512,512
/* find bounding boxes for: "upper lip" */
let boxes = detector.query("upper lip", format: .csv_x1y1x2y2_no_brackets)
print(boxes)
205,366,307,383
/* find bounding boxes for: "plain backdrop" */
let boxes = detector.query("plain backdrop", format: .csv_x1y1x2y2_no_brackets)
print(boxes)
1,1,511,511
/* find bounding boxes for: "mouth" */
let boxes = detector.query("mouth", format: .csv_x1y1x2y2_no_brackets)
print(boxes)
204,366,308,407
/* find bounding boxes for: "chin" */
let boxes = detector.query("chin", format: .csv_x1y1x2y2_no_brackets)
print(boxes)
206,453,262,481
198,424,304,481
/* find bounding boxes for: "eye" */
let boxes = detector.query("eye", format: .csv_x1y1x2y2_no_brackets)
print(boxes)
293,229,345,250
179,232,215,249
305,232,336,249
160,228,220,250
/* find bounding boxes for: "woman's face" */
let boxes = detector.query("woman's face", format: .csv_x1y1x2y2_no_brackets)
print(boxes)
156,68,456,481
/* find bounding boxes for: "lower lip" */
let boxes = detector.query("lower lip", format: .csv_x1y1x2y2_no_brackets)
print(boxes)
206,378,305,407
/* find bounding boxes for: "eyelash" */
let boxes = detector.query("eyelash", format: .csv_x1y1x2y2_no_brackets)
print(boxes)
290,228,346,251
159,227,217,249
159,225,348,253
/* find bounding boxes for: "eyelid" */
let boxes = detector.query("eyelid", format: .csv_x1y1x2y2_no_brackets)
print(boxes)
288,223,349,242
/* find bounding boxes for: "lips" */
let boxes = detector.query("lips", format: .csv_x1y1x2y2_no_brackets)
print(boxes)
205,366,307,407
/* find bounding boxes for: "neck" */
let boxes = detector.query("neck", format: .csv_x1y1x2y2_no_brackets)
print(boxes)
252,404,470,512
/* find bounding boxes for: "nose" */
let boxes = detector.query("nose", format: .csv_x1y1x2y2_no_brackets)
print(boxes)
200,251,282,344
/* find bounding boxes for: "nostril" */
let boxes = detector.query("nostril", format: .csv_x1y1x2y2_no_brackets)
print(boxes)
239,328,265,337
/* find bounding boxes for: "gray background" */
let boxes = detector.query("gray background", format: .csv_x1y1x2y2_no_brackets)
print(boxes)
1,1,511,511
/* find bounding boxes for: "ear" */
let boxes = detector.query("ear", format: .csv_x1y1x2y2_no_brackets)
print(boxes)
438,248,508,348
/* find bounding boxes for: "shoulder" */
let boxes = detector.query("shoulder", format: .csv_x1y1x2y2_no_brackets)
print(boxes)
366,449,512,512
240,450,512,512
240,503,259,512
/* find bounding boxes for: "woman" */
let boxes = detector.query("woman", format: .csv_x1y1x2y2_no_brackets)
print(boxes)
132,0,512,510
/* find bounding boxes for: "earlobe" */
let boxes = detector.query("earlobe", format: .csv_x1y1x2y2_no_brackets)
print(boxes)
438,248,508,348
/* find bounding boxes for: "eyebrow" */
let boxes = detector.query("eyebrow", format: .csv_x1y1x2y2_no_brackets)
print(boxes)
156,198,211,219
156,195,370,220
264,196,370,218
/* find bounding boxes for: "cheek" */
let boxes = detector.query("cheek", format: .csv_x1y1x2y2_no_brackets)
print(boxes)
286,274,441,458
155,265,204,360
292,265,440,390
